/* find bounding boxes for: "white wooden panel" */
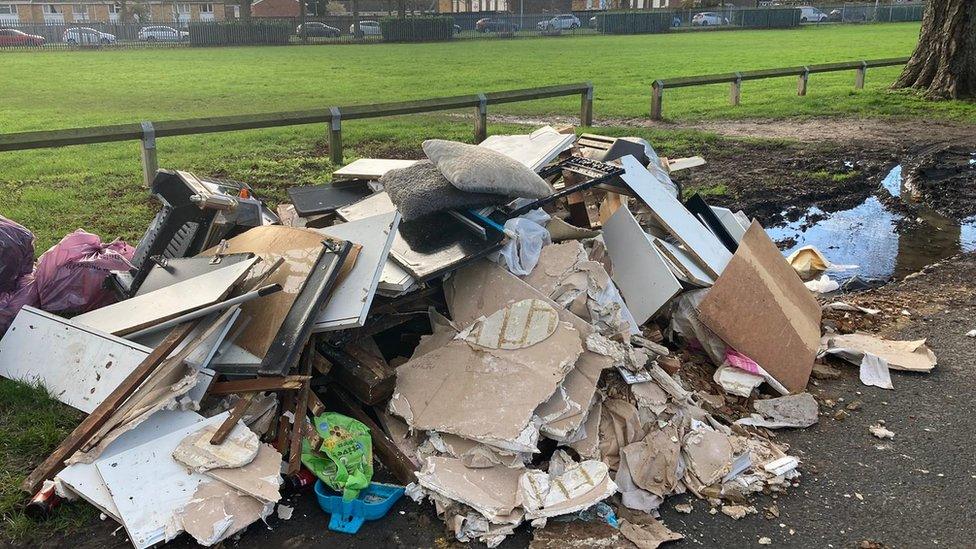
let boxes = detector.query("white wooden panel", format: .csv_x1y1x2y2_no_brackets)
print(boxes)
652,237,715,287
333,158,419,180
619,155,732,279
0,307,151,414
479,127,575,171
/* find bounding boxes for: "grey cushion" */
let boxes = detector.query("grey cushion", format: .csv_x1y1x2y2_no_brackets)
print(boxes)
422,139,553,199
381,160,509,221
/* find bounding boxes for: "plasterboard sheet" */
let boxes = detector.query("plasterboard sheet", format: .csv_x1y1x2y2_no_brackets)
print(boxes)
332,158,419,181
651,237,715,287
602,206,682,325
710,206,747,243
336,192,416,292
479,126,575,171
0,306,152,414
312,211,400,332
56,410,205,521
73,258,256,336
619,155,732,279
96,413,230,549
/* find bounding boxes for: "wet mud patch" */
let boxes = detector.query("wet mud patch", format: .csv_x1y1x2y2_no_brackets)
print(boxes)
901,144,976,220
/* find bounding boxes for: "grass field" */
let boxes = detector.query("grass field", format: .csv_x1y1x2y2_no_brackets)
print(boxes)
0,22,972,543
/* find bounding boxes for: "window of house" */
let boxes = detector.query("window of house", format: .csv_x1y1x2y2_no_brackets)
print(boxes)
108,3,120,12
73,4,88,15
43,4,61,13
177,3,190,13
0,4,17,14
201,3,213,12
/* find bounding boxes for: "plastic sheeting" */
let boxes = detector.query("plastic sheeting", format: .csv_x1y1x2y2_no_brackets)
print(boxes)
0,216,34,293
34,230,134,315
0,275,39,336
489,208,551,276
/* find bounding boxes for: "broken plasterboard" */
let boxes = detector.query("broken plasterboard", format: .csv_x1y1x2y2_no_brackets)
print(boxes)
821,332,937,373
698,221,822,393
95,413,230,549
56,409,205,521
602,206,681,325
416,456,525,523
205,443,283,503
72,258,256,336
312,211,400,331
332,158,420,181
478,126,575,172
618,155,732,279
0,306,152,414
180,480,271,546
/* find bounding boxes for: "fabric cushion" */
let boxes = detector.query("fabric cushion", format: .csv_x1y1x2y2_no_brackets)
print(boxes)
381,160,509,221
422,139,553,199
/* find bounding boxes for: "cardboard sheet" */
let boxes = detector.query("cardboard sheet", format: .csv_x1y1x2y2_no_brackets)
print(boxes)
602,206,682,325
821,332,937,373
313,211,400,331
0,306,152,414
619,155,732,279
698,221,822,393
200,226,328,359
72,258,256,336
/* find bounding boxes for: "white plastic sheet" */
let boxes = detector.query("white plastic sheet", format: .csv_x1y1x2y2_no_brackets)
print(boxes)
489,207,551,276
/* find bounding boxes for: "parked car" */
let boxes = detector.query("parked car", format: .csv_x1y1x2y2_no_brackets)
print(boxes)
350,20,381,36
0,28,45,47
691,12,728,26
537,14,580,31
296,21,341,37
475,17,518,32
63,27,116,44
588,15,597,29
453,24,461,34
137,26,188,42
799,6,828,22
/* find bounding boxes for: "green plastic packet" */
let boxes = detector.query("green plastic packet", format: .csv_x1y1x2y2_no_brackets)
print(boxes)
301,412,373,501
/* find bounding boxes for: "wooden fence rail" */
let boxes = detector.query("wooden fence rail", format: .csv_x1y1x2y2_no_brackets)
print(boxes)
0,82,594,186
650,57,908,120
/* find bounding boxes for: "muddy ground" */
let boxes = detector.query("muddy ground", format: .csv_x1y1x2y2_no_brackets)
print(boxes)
31,117,976,549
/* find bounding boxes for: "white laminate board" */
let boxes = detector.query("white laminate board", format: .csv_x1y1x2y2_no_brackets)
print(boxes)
619,155,732,279
336,191,416,292
0,306,152,414
602,206,682,325
479,126,575,171
72,258,257,336
313,211,400,331
710,205,747,243
96,413,230,549
56,410,205,521
652,237,715,287
332,158,419,181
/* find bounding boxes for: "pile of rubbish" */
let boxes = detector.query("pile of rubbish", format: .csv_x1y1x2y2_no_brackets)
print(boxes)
0,124,938,548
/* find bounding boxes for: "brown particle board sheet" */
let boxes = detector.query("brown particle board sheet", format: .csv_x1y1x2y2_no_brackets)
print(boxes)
200,226,329,360
697,221,821,393
72,258,257,336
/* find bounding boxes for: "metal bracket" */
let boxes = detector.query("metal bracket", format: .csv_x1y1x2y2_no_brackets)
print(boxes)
584,84,594,100
801,66,810,77
329,107,341,131
734,71,742,81
654,79,665,91
476,93,487,116
140,121,156,149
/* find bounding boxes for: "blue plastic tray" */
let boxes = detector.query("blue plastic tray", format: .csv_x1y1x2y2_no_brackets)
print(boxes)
313,480,405,534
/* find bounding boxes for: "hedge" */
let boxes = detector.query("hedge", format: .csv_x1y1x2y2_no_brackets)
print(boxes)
188,21,292,46
732,8,800,29
379,16,454,42
594,11,673,35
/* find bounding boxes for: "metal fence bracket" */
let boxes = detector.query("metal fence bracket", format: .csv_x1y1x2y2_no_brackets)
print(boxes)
140,121,157,187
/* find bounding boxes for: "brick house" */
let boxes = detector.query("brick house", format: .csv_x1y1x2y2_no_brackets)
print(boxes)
0,0,236,24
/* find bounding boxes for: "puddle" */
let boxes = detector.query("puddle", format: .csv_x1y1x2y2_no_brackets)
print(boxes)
768,165,976,282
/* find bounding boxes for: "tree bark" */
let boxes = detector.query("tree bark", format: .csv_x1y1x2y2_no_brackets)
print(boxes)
240,0,252,21
893,0,976,100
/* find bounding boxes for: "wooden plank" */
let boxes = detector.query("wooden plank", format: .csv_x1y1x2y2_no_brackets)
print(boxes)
325,385,418,485
206,375,310,395
210,392,254,445
319,340,396,405
22,321,198,493
71,258,256,336
0,307,152,414
287,349,314,476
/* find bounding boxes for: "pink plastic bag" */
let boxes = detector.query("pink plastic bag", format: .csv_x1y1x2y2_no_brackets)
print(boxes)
0,216,35,292
0,275,39,336
34,230,135,315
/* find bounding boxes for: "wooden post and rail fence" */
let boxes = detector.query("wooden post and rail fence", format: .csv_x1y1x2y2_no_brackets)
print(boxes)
0,57,910,184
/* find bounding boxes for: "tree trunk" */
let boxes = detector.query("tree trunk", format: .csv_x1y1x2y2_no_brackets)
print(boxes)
893,0,976,100
240,0,252,21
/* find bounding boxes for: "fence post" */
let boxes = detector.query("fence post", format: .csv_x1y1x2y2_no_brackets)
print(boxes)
797,66,809,96
474,93,488,144
139,121,157,188
855,60,867,90
730,72,742,106
650,80,664,121
580,82,594,127
329,107,343,165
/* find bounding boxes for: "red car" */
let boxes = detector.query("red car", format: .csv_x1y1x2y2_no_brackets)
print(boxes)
0,29,45,47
